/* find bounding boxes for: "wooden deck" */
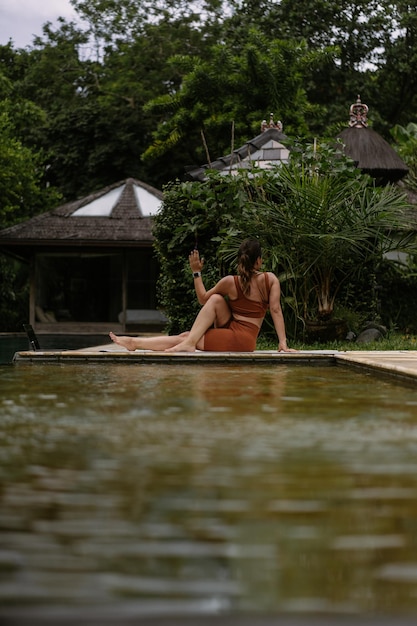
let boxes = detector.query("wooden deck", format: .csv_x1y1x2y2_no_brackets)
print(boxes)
12,346,417,384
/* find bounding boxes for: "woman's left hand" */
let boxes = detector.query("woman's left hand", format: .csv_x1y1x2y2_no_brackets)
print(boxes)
278,342,297,353
189,250,204,273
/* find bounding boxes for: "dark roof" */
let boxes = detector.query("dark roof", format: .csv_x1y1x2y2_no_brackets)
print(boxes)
185,127,288,181
336,97,409,184
0,178,163,256
337,126,409,183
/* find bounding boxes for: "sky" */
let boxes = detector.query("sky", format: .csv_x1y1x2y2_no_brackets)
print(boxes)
0,0,79,48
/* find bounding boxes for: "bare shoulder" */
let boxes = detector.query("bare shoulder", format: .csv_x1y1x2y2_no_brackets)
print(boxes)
265,272,281,297
265,271,279,284
214,275,235,294
218,275,235,286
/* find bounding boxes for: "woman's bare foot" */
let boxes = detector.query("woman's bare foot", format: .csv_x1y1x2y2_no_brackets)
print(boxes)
109,332,137,351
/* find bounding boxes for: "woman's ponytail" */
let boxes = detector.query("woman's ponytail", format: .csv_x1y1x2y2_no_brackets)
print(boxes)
237,239,262,296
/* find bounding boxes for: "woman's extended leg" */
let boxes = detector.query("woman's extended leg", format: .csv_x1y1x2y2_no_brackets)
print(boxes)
166,294,231,352
109,331,190,351
110,295,231,353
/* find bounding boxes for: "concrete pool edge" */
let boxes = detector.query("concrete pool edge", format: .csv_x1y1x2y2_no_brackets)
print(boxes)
335,351,417,385
12,348,338,366
11,347,417,384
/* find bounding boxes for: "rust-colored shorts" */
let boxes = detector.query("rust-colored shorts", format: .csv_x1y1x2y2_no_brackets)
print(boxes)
203,319,259,352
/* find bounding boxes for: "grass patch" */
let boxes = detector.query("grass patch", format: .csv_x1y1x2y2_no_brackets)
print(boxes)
257,332,417,351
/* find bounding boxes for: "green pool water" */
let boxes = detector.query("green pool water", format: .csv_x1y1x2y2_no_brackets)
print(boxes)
1,362,417,621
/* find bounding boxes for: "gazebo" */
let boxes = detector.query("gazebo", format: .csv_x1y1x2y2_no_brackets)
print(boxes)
0,178,168,334
337,96,409,184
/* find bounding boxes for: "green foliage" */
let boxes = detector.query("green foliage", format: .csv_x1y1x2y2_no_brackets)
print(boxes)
153,173,251,332
376,258,417,333
0,106,61,227
143,31,316,166
217,141,416,332
372,4,417,130
0,256,29,331
2,0,417,337
390,122,417,193
153,139,417,338
3,1,417,196
257,331,417,352
0,112,40,226
0,64,62,333
70,0,224,46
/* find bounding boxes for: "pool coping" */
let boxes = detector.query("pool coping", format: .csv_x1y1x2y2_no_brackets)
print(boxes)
12,347,417,385
335,351,417,385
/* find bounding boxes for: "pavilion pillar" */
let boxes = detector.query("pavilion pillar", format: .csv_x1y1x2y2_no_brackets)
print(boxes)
121,251,128,332
29,255,36,327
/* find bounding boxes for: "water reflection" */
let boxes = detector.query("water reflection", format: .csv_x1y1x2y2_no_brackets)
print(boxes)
1,363,417,619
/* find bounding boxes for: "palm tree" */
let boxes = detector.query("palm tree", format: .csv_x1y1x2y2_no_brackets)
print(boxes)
222,159,416,331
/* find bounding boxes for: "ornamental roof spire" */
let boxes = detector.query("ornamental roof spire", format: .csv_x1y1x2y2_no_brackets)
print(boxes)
261,113,283,132
349,95,369,128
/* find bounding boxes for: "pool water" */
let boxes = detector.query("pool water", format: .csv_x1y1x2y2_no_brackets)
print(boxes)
1,362,417,620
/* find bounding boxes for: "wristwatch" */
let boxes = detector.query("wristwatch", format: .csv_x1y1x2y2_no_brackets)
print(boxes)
193,272,201,278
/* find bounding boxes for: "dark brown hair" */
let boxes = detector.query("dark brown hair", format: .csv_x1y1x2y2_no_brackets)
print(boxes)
237,238,262,295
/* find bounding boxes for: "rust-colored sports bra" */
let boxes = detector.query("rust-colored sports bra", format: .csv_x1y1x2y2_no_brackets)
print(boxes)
229,274,270,318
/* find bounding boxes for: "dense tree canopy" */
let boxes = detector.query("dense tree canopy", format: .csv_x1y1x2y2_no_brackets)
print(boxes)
0,72,61,226
2,0,417,334
1,0,417,213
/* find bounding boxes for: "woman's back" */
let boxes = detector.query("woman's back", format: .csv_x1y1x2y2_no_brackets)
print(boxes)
229,273,270,318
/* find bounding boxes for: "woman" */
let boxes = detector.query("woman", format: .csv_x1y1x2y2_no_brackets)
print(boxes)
110,238,295,353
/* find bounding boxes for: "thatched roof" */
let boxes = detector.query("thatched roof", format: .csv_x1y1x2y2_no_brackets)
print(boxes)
337,97,409,184
185,126,289,181
337,126,409,183
0,178,163,258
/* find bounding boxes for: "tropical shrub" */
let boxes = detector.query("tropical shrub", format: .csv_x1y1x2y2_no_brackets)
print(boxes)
153,141,417,338
220,141,417,332
152,173,252,333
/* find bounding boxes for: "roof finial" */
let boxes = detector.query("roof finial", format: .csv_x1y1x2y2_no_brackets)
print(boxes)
349,95,368,128
261,113,283,132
